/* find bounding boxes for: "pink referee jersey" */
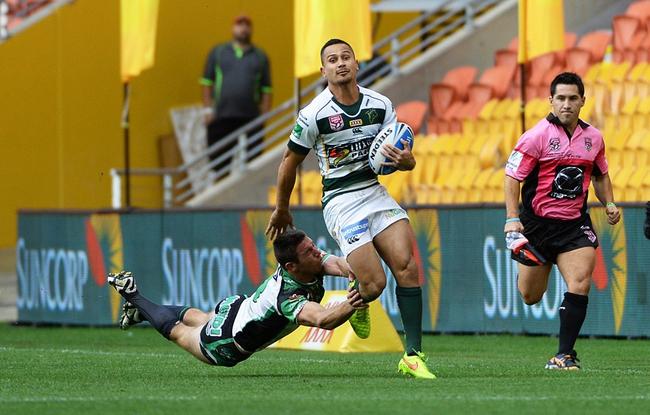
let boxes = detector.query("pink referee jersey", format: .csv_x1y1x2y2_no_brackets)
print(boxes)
505,113,609,220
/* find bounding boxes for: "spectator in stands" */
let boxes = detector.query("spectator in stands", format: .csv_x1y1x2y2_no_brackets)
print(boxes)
200,15,272,174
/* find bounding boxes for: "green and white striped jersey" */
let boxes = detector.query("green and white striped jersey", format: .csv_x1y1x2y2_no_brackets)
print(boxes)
232,264,326,352
288,86,396,206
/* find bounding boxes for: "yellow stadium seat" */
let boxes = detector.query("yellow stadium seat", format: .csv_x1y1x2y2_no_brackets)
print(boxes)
632,97,650,131
469,169,493,203
622,150,637,168
608,150,622,168
479,99,500,121
487,169,505,202
427,186,443,204
624,62,648,104
608,127,632,151
478,135,505,168
642,170,650,200
608,62,633,115
624,168,646,202
584,63,602,84
613,166,635,198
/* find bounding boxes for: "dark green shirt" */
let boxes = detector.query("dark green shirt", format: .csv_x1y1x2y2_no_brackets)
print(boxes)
200,42,271,120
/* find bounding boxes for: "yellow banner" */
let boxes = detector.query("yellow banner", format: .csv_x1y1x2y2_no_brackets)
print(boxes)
121,0,159,82
518,0,565,63
271,291,404,353
294,0,372,79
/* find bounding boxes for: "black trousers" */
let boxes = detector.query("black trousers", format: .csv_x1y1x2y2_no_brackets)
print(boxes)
206,117,263,174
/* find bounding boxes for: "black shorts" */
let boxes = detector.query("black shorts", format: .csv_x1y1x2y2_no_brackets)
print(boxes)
199,295,251,367
519,212,599,264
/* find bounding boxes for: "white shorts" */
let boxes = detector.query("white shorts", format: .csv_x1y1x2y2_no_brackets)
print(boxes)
323,184,409,257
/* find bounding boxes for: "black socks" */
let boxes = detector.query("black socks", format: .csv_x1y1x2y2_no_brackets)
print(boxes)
558,292,589,355
396,286,423,355
124,292,181,340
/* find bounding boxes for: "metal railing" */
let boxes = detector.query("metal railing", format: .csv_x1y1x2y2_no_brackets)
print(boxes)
110,0,500,208
0,0,73,42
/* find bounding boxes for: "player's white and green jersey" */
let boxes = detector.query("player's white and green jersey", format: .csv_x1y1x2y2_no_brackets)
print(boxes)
288,86,397,206
230,263,326,352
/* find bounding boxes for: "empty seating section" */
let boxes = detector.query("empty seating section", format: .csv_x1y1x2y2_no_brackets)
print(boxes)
268,1,650,206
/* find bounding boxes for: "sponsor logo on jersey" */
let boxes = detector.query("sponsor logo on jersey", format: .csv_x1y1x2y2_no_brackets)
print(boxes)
549,137,561,152
549,165,584,199
352,127,363,135
346,235,360,245
365,109,379,124
341,219,369,240
584,136,592,151
581,225,597,243
328,114,344,131
325,137,374,168
349,119,363,127
385,208,405,219
506,150,524,171
292,123,304,140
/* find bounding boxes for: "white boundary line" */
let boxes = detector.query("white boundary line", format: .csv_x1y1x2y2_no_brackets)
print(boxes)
1,394,649,404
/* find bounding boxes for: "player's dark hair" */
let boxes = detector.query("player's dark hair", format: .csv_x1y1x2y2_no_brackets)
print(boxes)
273,229,307,269
550,72,585,97
320,38,354,62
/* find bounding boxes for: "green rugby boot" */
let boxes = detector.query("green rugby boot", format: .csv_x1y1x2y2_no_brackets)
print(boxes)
348,280,371,339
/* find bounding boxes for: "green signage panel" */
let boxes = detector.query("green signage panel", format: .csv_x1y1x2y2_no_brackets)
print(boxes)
16,207,650,337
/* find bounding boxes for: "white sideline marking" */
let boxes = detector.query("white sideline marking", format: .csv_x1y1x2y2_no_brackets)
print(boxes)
0,346,173,359
1,395,648,404
0,346,355,364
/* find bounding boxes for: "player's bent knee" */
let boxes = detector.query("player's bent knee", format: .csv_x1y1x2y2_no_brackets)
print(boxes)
520,290,543,306
360,279,386,301
567,277,591,295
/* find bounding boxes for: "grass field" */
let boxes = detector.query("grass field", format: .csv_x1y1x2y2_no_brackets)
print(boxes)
1,324,649,415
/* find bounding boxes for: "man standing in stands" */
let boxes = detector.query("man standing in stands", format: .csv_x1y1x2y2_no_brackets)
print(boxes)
200,15,272,173
504,72,620,370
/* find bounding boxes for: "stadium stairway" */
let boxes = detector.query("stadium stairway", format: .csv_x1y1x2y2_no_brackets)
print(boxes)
188,0,633,208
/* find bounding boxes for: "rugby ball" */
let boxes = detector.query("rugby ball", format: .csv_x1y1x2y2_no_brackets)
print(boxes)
368,122,415,175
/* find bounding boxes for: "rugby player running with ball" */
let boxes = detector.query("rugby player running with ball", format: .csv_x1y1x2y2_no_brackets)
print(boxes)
266,39,435,379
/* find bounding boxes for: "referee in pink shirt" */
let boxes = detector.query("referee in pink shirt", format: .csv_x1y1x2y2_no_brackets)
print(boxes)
504,72,620,370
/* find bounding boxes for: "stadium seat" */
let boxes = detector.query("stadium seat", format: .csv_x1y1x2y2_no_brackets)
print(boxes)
612,15,643,63
432,66,479,102
396,101,428,134
623,62,648,103
566,31,612,76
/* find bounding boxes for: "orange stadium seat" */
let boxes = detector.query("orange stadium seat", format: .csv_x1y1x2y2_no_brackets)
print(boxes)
396,101,428,134
566,31,612,75
612,15,643,63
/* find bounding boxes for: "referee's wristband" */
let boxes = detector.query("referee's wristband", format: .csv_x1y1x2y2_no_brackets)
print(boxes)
606,202,616,209
505,217,521,223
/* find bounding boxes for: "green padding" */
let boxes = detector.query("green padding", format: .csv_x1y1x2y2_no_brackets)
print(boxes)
16,206,650,337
